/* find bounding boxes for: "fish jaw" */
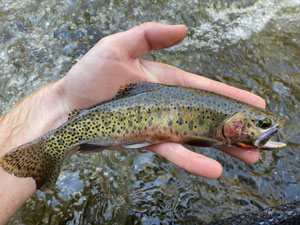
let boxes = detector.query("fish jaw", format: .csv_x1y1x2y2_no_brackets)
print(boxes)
257,140,286,150
254,125,286,150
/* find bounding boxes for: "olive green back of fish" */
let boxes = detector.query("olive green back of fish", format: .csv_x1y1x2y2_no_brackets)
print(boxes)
0,83,282,190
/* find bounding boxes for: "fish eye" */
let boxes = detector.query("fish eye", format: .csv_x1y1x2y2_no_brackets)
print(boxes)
257,118,272,129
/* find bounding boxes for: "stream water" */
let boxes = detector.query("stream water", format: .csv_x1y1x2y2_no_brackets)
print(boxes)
0,0,300,224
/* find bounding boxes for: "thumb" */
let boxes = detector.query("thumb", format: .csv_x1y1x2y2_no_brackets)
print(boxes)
103,22,187,58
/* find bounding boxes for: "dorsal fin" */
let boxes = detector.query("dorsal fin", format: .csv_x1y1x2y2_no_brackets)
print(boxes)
68,109,82,120
69,83,163,114
112,82,162,100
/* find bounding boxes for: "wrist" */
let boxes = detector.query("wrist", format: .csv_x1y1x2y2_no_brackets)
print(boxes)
34,81,70,134
0,81,70,156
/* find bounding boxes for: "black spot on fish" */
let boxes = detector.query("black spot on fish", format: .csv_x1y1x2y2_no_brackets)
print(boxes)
177,117,183,125
138,116,143,123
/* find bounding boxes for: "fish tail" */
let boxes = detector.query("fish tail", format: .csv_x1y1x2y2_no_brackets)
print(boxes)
0,140,63,190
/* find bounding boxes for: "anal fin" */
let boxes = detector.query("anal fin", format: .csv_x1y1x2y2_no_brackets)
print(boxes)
112,83,162,100
122,142,151,149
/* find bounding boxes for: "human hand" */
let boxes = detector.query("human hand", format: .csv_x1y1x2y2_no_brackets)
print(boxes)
57,22,266,178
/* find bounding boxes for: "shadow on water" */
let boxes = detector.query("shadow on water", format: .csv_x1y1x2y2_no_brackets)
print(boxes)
0,0,299,224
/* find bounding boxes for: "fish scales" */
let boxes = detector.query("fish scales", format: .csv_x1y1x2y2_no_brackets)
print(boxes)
0,82,286,189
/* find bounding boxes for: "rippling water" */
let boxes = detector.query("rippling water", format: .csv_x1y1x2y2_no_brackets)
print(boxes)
0,0,299,224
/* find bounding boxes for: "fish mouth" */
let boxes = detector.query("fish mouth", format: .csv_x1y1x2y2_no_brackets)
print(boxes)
254,125,286,150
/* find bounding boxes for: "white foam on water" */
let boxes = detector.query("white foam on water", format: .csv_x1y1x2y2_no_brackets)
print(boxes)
192,0,300,51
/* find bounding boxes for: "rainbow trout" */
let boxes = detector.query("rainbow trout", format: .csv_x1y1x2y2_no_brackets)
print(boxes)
0,83,286,189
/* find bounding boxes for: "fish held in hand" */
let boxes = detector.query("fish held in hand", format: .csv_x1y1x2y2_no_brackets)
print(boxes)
0,83,286,189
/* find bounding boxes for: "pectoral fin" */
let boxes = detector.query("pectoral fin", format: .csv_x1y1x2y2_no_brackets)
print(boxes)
182,136,222,147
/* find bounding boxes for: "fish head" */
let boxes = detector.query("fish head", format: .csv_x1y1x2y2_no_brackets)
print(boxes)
217,112,286,150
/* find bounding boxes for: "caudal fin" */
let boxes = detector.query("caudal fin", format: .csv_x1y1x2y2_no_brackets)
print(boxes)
0,141,63,190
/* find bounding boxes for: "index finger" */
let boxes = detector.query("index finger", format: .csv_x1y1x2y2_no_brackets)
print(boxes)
140,60,266,108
